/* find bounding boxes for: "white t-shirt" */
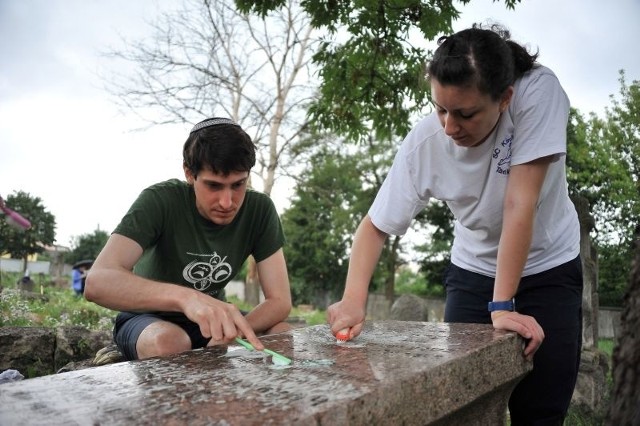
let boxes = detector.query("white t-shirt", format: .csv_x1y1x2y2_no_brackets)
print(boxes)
369,65,580,277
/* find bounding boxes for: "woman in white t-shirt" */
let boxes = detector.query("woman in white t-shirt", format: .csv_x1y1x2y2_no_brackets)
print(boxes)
328,24,582,425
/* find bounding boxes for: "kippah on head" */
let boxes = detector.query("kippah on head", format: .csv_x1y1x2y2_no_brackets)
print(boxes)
190,117,239,134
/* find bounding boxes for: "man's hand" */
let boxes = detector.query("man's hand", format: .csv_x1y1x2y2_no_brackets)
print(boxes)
491,311,544,361
183,293,264,351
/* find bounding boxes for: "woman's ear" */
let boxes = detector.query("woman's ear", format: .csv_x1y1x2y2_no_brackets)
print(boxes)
500,86,514,113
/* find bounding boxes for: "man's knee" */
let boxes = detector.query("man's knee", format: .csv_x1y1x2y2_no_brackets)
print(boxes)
136,322,192,359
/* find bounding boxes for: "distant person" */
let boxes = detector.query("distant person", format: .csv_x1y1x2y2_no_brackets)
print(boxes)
327,25,582,424
85,118,292,361
71,265,89,296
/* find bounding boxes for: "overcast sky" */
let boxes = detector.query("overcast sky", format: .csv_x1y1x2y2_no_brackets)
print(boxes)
1,0,639,248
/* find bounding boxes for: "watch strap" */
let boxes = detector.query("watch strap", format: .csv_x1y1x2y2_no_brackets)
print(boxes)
488,299,515,312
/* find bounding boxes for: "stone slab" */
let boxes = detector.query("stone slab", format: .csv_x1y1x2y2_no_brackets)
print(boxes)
0,321,531,425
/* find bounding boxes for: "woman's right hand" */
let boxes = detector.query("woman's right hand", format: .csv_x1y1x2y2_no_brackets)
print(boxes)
327,299,366,340
327,215,388,341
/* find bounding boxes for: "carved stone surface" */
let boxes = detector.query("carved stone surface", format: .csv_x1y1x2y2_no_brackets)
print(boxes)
0,321,531,425
572,195,609,415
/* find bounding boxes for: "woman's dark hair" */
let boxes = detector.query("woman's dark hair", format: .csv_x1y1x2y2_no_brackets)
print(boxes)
427,24,538,100
183,120,256,177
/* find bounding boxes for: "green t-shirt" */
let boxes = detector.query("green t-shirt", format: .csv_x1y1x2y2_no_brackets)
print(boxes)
114,179,284,300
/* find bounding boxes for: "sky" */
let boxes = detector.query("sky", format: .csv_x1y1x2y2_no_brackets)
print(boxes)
1,0,639,248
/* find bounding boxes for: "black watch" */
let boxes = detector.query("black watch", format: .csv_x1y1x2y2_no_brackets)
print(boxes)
488,298,515,312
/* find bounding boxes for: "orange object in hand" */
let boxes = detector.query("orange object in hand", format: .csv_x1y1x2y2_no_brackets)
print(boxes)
336,328,351,342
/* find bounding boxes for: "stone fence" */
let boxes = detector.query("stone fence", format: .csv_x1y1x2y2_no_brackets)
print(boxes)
0,321,531,425
366,293,622,339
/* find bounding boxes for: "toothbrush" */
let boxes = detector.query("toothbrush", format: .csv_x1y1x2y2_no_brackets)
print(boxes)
0,196,31,230
234,337,292,365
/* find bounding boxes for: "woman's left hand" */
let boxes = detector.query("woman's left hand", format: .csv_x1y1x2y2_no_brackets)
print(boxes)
491,311,544,361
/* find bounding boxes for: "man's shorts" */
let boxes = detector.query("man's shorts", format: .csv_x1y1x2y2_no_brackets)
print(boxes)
113,311,211,361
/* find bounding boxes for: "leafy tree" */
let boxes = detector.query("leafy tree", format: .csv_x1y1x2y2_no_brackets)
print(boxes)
106,0,315,198
237,0,522,142
282,141,366,306
602,72,640,243
567,72,640,305
413,201,454,292
0,191,56,272
66,229,110,266
284,131,435,305
395,265,444,298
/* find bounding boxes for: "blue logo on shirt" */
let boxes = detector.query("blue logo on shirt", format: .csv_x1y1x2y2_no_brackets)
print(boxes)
494,134,513,175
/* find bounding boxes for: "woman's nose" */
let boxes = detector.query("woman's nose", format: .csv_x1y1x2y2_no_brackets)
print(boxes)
442,114,459,136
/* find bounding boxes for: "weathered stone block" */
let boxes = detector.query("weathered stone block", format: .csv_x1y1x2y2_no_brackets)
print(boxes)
0,327,55,377
0,326,112,377
0,321,531,425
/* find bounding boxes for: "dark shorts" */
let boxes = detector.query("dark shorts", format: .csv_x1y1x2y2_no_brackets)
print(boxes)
444,255,583,425
114,312,212,361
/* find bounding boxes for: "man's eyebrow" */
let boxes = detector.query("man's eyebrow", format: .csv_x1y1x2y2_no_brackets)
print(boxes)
202,175,249,185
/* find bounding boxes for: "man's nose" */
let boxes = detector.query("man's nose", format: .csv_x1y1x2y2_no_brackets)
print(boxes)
219,188,233,208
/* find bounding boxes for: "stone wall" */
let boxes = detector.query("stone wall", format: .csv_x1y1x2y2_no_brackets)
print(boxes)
0,326,112,377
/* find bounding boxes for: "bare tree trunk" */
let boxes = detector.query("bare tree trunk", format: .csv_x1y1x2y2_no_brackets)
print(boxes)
606,230,640,425
245,256,261,307
384,236,401,303
21,256,28,275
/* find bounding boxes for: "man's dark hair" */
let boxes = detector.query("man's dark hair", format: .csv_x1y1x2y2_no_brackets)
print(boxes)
183,119,256,177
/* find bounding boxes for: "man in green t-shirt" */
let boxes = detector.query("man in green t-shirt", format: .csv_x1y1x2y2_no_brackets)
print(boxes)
85,118,292,360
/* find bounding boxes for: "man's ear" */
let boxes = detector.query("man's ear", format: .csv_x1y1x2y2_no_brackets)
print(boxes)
499,86,514,113
184,164,194,185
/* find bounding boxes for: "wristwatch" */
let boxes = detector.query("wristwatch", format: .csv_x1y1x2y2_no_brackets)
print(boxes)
488,298,515,312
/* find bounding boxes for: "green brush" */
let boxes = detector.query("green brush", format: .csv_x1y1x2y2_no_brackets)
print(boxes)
234,337,292,365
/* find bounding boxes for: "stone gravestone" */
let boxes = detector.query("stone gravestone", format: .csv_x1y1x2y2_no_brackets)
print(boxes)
390,293,429,322
571,196,609,414
0,322,532,425
16,274,35,293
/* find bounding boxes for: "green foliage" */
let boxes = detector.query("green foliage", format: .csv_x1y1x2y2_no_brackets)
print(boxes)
282,143,365,304
597,244,632,307
567,72,639,306
237,0,523,142
0,273,115,331
66,229,110,265
293,307,326,326
412,200,454,288
0,191,56,268
394,266,444,298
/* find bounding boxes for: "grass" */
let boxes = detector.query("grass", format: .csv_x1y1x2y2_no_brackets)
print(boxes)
1,271,115,330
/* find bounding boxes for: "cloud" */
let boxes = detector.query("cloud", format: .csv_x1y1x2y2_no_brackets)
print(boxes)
1,0,639,246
